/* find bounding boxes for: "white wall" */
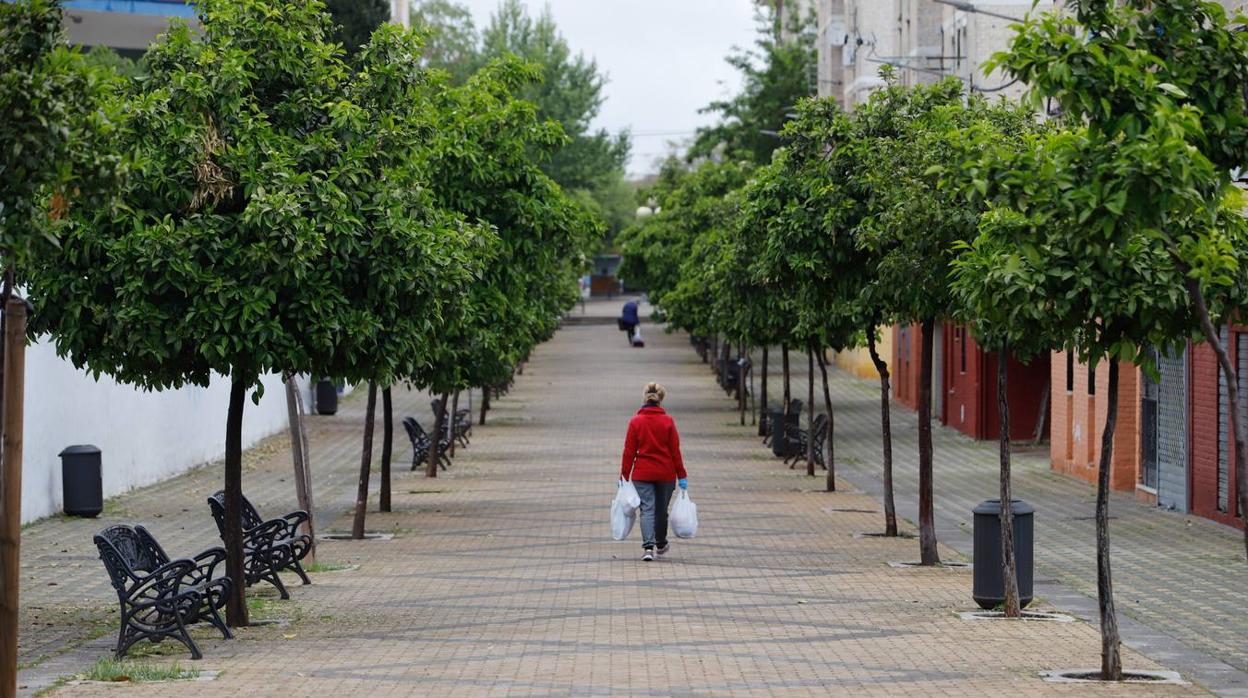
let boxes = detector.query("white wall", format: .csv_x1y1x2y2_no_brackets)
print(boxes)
20,337,296,524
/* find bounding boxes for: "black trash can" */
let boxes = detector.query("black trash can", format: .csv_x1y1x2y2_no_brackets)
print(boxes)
769,407,800,457
60,445,102,517
972,499,1034,610
315,379,338,415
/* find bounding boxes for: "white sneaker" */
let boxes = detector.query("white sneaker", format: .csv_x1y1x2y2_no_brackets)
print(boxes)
641,548,654,562
656,543,670,556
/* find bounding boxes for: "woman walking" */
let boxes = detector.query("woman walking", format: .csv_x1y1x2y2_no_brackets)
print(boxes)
620,382,688,561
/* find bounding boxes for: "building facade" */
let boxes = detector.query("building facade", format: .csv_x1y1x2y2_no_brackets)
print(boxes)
56,0,196,55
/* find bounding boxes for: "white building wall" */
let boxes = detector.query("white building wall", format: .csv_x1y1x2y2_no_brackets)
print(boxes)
20,338,296,524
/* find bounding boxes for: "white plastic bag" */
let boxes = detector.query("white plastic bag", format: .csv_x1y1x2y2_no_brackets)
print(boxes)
611,479,640,540
670,489,698,539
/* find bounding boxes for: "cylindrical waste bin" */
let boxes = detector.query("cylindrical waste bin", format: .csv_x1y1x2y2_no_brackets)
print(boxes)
972,498,1034,610
60,445,102,517
315,378,338,415
769,407,800,457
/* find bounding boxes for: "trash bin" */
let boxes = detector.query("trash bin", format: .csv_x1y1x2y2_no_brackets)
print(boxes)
972,499,1034,610
60,445,102,517
315,378,338,415
769,407,800,457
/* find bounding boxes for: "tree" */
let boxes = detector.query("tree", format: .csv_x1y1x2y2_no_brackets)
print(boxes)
409,0,478,83
855,74,988,566
408,56,597,479
477,0,629,194
997,0,1248,565
24,0,477,627
688,0,816,166
0,1,123,691
325,0,391,56
338,22,495,536
970,0,1248,677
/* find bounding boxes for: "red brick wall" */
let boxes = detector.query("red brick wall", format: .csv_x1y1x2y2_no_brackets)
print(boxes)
1190,334,1245,529
1049,351,1140,492
897,322,1050,441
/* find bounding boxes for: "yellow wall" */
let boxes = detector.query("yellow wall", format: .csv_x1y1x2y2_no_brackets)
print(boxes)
832,327,893,380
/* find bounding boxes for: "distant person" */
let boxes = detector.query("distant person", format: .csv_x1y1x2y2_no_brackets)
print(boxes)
618,300,640,345
620,382,688,561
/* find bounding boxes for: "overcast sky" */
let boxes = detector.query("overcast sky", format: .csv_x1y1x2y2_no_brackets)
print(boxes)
454,0,760,178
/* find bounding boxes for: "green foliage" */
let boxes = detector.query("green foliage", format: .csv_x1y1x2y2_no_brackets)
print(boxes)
856,75,1031,330
25,0,476,393
0,0,123,272
478,0,630,193
955,0,1248,372
688,0,816,166
81,46,147,80
413,57,598,394
409,0,478,82
325,0,392,56
617,158,753,315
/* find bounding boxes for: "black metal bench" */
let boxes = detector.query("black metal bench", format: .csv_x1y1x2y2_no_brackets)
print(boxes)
786,413,829,470
453,408,472,447
404,416,451,470
94,524,232,660
206,492,312,599
403,416,432,470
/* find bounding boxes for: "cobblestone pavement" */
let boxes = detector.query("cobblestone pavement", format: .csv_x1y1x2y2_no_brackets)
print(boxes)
812,355,1248,695
14,298,1212,696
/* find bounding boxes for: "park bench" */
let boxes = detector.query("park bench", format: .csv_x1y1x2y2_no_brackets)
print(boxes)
94,524,233,660
763,399,802,449
785,413,829,470
404,416,451,470
206,491,312,600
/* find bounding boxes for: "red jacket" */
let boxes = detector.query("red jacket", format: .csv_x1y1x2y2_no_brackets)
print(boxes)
620,405,687,482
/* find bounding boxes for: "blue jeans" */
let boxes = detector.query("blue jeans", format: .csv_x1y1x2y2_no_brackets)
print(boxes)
634,480,675,549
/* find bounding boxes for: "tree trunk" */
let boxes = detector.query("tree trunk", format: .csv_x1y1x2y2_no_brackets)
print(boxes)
0,297,26,698
427,393,447,478
224,374,249,627
997,345,1020,618
807,346,815,477
782,344,791,411
284,377,315,565
1186,277,1248,558
293,382,314,536
449,391,459,457
816,347,836,492
867,332,898,537
352,382,378,540
918,318,940,566
738,341,747,426
1032,379,1051,446
480,387,490,426
380,387,393,513
1096,359,1123,680
759,347,769,438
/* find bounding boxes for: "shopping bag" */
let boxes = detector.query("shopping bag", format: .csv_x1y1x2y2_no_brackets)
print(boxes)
611,481,639,540
670,489,698,539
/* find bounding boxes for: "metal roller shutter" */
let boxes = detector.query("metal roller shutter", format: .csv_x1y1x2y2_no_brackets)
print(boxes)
1155,348,1188,512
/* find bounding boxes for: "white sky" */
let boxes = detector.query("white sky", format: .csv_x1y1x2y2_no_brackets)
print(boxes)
455,0,760,177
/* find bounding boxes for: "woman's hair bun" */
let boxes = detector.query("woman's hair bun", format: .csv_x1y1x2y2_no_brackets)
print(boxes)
643,382,667,404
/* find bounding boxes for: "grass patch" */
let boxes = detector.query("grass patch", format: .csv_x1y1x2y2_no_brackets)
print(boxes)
304,561,355,573
81,658,199,683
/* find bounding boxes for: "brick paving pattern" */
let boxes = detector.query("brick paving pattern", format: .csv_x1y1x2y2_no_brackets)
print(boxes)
11,298,1217,695
822,360,1248,690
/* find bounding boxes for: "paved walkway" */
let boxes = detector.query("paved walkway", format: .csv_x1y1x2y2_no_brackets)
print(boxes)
11,298,1220,696
817,358,1248,695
